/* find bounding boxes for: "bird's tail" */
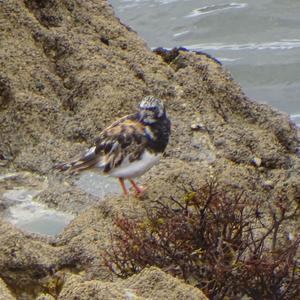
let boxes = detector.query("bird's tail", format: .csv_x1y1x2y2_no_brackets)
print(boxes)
54,146,99,174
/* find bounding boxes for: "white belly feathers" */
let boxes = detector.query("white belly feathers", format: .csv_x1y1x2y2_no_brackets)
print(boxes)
108,150,160,179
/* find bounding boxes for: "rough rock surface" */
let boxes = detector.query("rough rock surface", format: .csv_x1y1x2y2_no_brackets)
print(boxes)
0,277,16,300
0,219,59,293
59,267,208,300
1,0,298,176
0,0,300,299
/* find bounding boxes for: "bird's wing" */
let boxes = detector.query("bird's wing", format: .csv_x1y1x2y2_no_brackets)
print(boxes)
54,114,148,174
95,116,148,173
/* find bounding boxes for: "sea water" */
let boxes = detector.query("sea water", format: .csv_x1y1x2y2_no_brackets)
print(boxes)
109,0,300,125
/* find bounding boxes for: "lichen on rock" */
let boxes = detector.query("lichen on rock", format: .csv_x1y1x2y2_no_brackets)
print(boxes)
58,267,208,300
0,0,299,299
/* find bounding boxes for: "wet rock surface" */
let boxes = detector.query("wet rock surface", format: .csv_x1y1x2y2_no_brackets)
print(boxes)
0,0,299,299
0,219,59,294
0,172,73,236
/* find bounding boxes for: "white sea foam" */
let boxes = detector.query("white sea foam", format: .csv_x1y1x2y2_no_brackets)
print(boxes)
290,114,300,127
120,0,184,5
218,57,240,62
186,3,247,18
291,114,300,118
185,40,300,51
173,30,190,37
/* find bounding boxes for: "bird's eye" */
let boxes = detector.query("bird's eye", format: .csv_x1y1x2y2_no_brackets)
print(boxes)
147,107,155,112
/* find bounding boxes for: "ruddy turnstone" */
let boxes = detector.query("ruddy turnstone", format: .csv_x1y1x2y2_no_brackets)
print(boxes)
55,96,171,196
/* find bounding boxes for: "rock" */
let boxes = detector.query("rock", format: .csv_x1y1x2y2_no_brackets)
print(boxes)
0,0,299,299
252,157,262,167
0,75,14,108
0,219,60,293
262,180,274,190
59,267,208,300
59,276,145,300
1,0,298,175
0,277,15,300
36,294,55,300
36,183,98,215
191,123,206,131
190,132,216,163
118,267,208,300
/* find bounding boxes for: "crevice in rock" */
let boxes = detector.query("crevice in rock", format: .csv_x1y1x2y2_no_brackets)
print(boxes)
100,36,110,46
0,246,82,300
0,75,14,109
31,30,77,111
23,0,64,28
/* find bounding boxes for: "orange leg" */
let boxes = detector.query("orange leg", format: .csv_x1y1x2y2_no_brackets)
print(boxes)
129,179,146,197
118,178,128,196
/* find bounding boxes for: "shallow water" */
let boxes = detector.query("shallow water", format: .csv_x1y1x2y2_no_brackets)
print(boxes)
109,0,300,123
75,171,126,199
1,175,74,236
4,200,74,236
75,171,128,198
0,170,127,236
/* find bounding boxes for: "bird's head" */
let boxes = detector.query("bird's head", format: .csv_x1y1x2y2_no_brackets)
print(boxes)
138,96,166,124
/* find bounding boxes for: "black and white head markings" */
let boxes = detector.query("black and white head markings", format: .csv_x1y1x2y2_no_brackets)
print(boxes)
138,96,166,124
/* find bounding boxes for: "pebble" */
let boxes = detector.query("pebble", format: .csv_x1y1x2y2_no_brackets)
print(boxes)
262,180,274,190
252,157,262,167
191,123,206,131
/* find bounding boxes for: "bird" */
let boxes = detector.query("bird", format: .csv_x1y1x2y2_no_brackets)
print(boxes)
54,96,171,197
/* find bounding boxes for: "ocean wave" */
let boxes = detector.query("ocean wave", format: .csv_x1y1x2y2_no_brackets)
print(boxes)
173,30,190,37
186,3,247,18
290,114,300,127
119,0,185,5
218,57,240,62
185,40,300,51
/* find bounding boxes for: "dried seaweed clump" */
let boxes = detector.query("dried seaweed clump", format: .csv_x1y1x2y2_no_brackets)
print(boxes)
103,179,300,299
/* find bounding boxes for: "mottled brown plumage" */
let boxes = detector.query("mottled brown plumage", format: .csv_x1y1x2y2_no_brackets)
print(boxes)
54,96,171,196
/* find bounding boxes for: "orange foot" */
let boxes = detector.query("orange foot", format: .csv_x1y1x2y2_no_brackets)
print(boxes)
129,179,147,199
